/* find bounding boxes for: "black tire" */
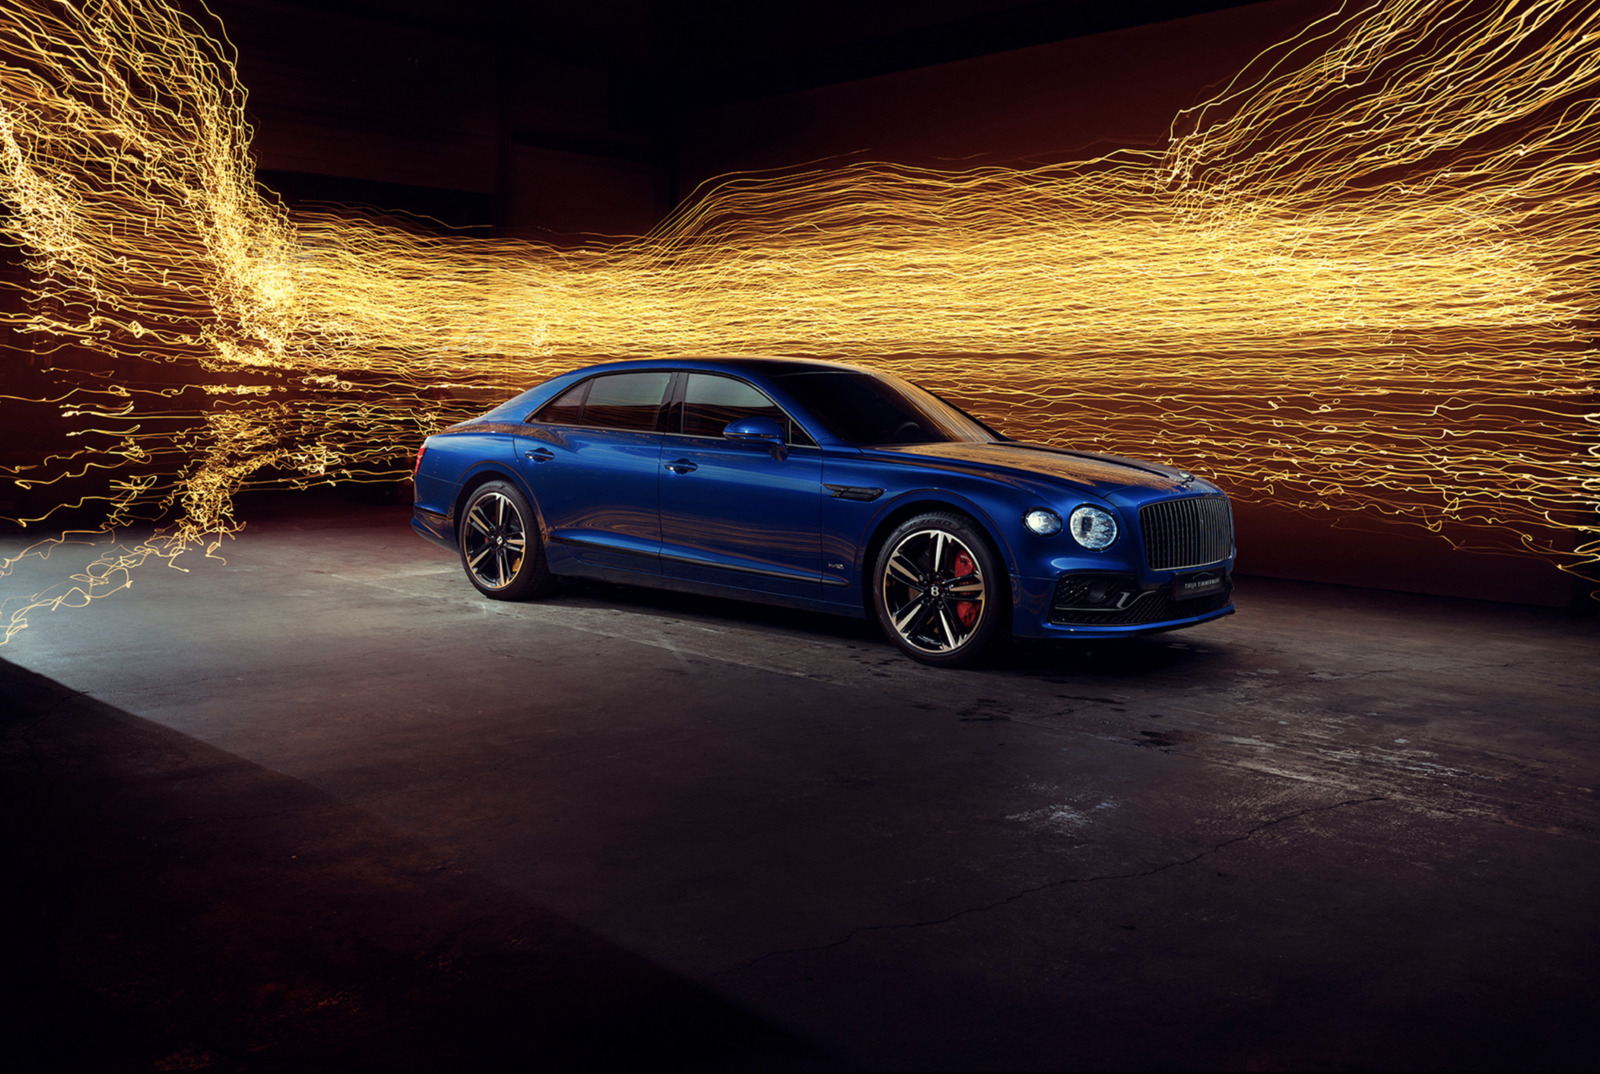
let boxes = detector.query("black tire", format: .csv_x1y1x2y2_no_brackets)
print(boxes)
459,481,554,600
872,512,1005,667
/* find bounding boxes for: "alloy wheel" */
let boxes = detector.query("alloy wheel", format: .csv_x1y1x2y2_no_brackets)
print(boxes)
880,526,988,655
463,491,527,591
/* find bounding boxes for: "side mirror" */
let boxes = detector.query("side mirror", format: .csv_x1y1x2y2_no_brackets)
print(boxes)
723,416,788,460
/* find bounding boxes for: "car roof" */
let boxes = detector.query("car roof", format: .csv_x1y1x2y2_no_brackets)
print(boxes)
474,355,899,434
565,356,873,379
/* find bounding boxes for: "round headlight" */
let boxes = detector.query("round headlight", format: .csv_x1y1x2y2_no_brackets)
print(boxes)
1023,508,1062,536
1068,505,1117,550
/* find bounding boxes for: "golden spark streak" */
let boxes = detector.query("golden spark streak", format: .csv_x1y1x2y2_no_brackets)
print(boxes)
1,0,1597,642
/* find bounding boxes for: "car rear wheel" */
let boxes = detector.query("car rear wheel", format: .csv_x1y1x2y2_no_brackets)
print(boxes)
459,481,554,600
873,512,1003,667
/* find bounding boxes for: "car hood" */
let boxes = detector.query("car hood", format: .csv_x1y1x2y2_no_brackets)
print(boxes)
862,441,1199,496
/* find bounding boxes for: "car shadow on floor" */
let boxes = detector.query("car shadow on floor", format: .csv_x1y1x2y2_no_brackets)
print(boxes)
544,576,1233,679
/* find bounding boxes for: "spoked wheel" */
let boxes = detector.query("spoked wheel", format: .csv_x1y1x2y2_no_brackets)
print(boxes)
873,512,1004,667
459,481,554,600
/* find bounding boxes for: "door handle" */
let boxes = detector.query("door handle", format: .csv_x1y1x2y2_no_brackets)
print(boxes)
524,447,555,462
664,458,698,474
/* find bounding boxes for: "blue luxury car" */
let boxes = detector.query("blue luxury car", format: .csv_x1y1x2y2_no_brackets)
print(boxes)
412,357,1235,666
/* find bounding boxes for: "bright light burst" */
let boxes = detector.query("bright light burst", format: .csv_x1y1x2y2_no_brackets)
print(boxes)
1,0,1596,641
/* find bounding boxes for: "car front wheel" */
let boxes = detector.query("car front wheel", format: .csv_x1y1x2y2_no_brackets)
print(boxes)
459,481,554,600
873,512,1004,667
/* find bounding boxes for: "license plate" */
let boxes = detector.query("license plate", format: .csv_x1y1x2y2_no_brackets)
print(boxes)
1173,570,1225,600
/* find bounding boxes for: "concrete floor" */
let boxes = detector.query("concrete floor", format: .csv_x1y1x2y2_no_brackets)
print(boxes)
3,500,1597,1070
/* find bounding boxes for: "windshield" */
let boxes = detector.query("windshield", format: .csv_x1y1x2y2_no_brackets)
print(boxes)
772,369,998,446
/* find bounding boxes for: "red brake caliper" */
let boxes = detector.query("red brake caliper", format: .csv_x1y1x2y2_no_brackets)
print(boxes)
951,550,979,628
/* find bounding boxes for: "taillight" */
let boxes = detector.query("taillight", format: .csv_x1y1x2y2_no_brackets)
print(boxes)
412,444,426,478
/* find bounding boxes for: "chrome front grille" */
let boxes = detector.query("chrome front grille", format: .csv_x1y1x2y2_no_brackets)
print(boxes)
1138,495,1233,571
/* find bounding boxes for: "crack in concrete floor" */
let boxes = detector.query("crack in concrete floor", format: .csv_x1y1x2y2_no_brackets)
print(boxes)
710,794,1389,980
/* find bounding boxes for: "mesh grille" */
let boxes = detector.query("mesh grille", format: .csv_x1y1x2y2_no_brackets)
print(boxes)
1139,496,1233,571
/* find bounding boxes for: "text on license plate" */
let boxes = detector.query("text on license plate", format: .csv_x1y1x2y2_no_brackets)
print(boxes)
1173,570,1225,600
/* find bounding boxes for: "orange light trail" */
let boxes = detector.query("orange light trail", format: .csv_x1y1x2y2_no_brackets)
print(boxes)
1,0,1596,641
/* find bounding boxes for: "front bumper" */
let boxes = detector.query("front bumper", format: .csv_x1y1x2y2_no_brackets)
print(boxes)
1012,568,1234,638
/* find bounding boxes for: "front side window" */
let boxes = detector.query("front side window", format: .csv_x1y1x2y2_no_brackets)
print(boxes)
680,374,799,440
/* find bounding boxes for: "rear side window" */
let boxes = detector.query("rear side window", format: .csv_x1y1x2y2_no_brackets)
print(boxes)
536,381,588,426
533,372,671,432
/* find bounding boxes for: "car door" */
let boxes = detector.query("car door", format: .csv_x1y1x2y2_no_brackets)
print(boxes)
657,372,825,599
513,370,671,575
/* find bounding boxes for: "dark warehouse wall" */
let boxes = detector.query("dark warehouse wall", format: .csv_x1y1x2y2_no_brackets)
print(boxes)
671,2,1585,608
19,0,1586,609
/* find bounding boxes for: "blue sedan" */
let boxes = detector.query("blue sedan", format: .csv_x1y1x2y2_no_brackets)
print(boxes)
411,357,1234,666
